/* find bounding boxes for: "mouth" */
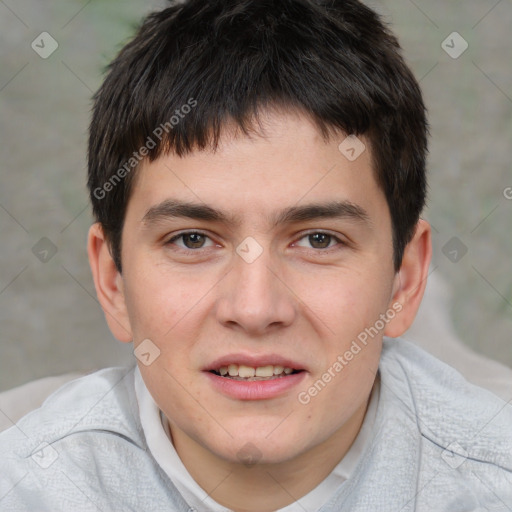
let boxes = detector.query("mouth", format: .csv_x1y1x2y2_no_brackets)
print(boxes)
203,356,307,400
209,364,304,381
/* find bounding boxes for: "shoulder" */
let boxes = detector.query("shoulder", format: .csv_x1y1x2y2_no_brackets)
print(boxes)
0,366,144,479
379,338,512,471
0,366,142,450
0,367,186,510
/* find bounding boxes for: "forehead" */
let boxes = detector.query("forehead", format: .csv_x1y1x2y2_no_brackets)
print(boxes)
127,109,387,225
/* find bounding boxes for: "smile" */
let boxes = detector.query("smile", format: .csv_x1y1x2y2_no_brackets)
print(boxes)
210,364,300,381
204,371,307,400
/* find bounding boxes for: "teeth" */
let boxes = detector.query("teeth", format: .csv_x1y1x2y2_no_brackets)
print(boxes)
255,365,274,377
238,365,255,378
273,365,284,375
214,364,296,378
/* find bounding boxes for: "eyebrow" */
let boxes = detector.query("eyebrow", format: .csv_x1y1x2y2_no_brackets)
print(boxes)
141,199,371,228
272,201,370,227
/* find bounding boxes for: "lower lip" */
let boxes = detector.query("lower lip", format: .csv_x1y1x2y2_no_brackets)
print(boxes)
203,371,307,400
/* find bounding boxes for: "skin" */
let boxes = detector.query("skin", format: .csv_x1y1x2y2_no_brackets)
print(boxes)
88,109,431,511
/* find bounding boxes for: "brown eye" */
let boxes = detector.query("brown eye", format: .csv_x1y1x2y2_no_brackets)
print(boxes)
168,232,214,250
308,233,332,249
294,232,342,250
182,233,207,249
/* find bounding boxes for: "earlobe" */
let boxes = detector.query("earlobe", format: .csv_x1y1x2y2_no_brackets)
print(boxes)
87,223,133,343
384,219,432,338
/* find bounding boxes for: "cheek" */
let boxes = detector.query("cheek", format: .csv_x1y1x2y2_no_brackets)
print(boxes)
123,263,211,341
292,270,388,416
141,362,207,433
297,268,391,341
298,330,381,436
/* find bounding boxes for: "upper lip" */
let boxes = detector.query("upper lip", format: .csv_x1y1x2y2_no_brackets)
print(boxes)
204,354,306,372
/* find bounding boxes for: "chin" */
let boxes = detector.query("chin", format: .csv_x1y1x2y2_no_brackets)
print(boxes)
207,428,309,466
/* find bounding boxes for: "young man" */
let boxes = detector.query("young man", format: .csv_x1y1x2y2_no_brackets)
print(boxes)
1,0,511,510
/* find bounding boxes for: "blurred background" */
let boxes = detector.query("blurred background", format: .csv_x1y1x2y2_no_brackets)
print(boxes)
0,0,511,391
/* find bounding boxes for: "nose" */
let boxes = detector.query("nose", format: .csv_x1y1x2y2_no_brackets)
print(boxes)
215,247,296,336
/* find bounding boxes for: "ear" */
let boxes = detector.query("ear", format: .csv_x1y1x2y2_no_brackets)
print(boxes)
384,219,432,337
87,223,133,343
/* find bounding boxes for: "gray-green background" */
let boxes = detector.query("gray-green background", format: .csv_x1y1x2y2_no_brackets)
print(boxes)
0,0,511,391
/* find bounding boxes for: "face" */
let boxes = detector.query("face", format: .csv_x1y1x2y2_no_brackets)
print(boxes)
117,110,400,465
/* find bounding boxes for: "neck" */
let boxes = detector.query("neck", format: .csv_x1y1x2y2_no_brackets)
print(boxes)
168,399,370,512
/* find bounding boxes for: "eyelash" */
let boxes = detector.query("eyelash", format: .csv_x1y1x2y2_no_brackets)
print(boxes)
166,230,346,253
166,231,217,251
